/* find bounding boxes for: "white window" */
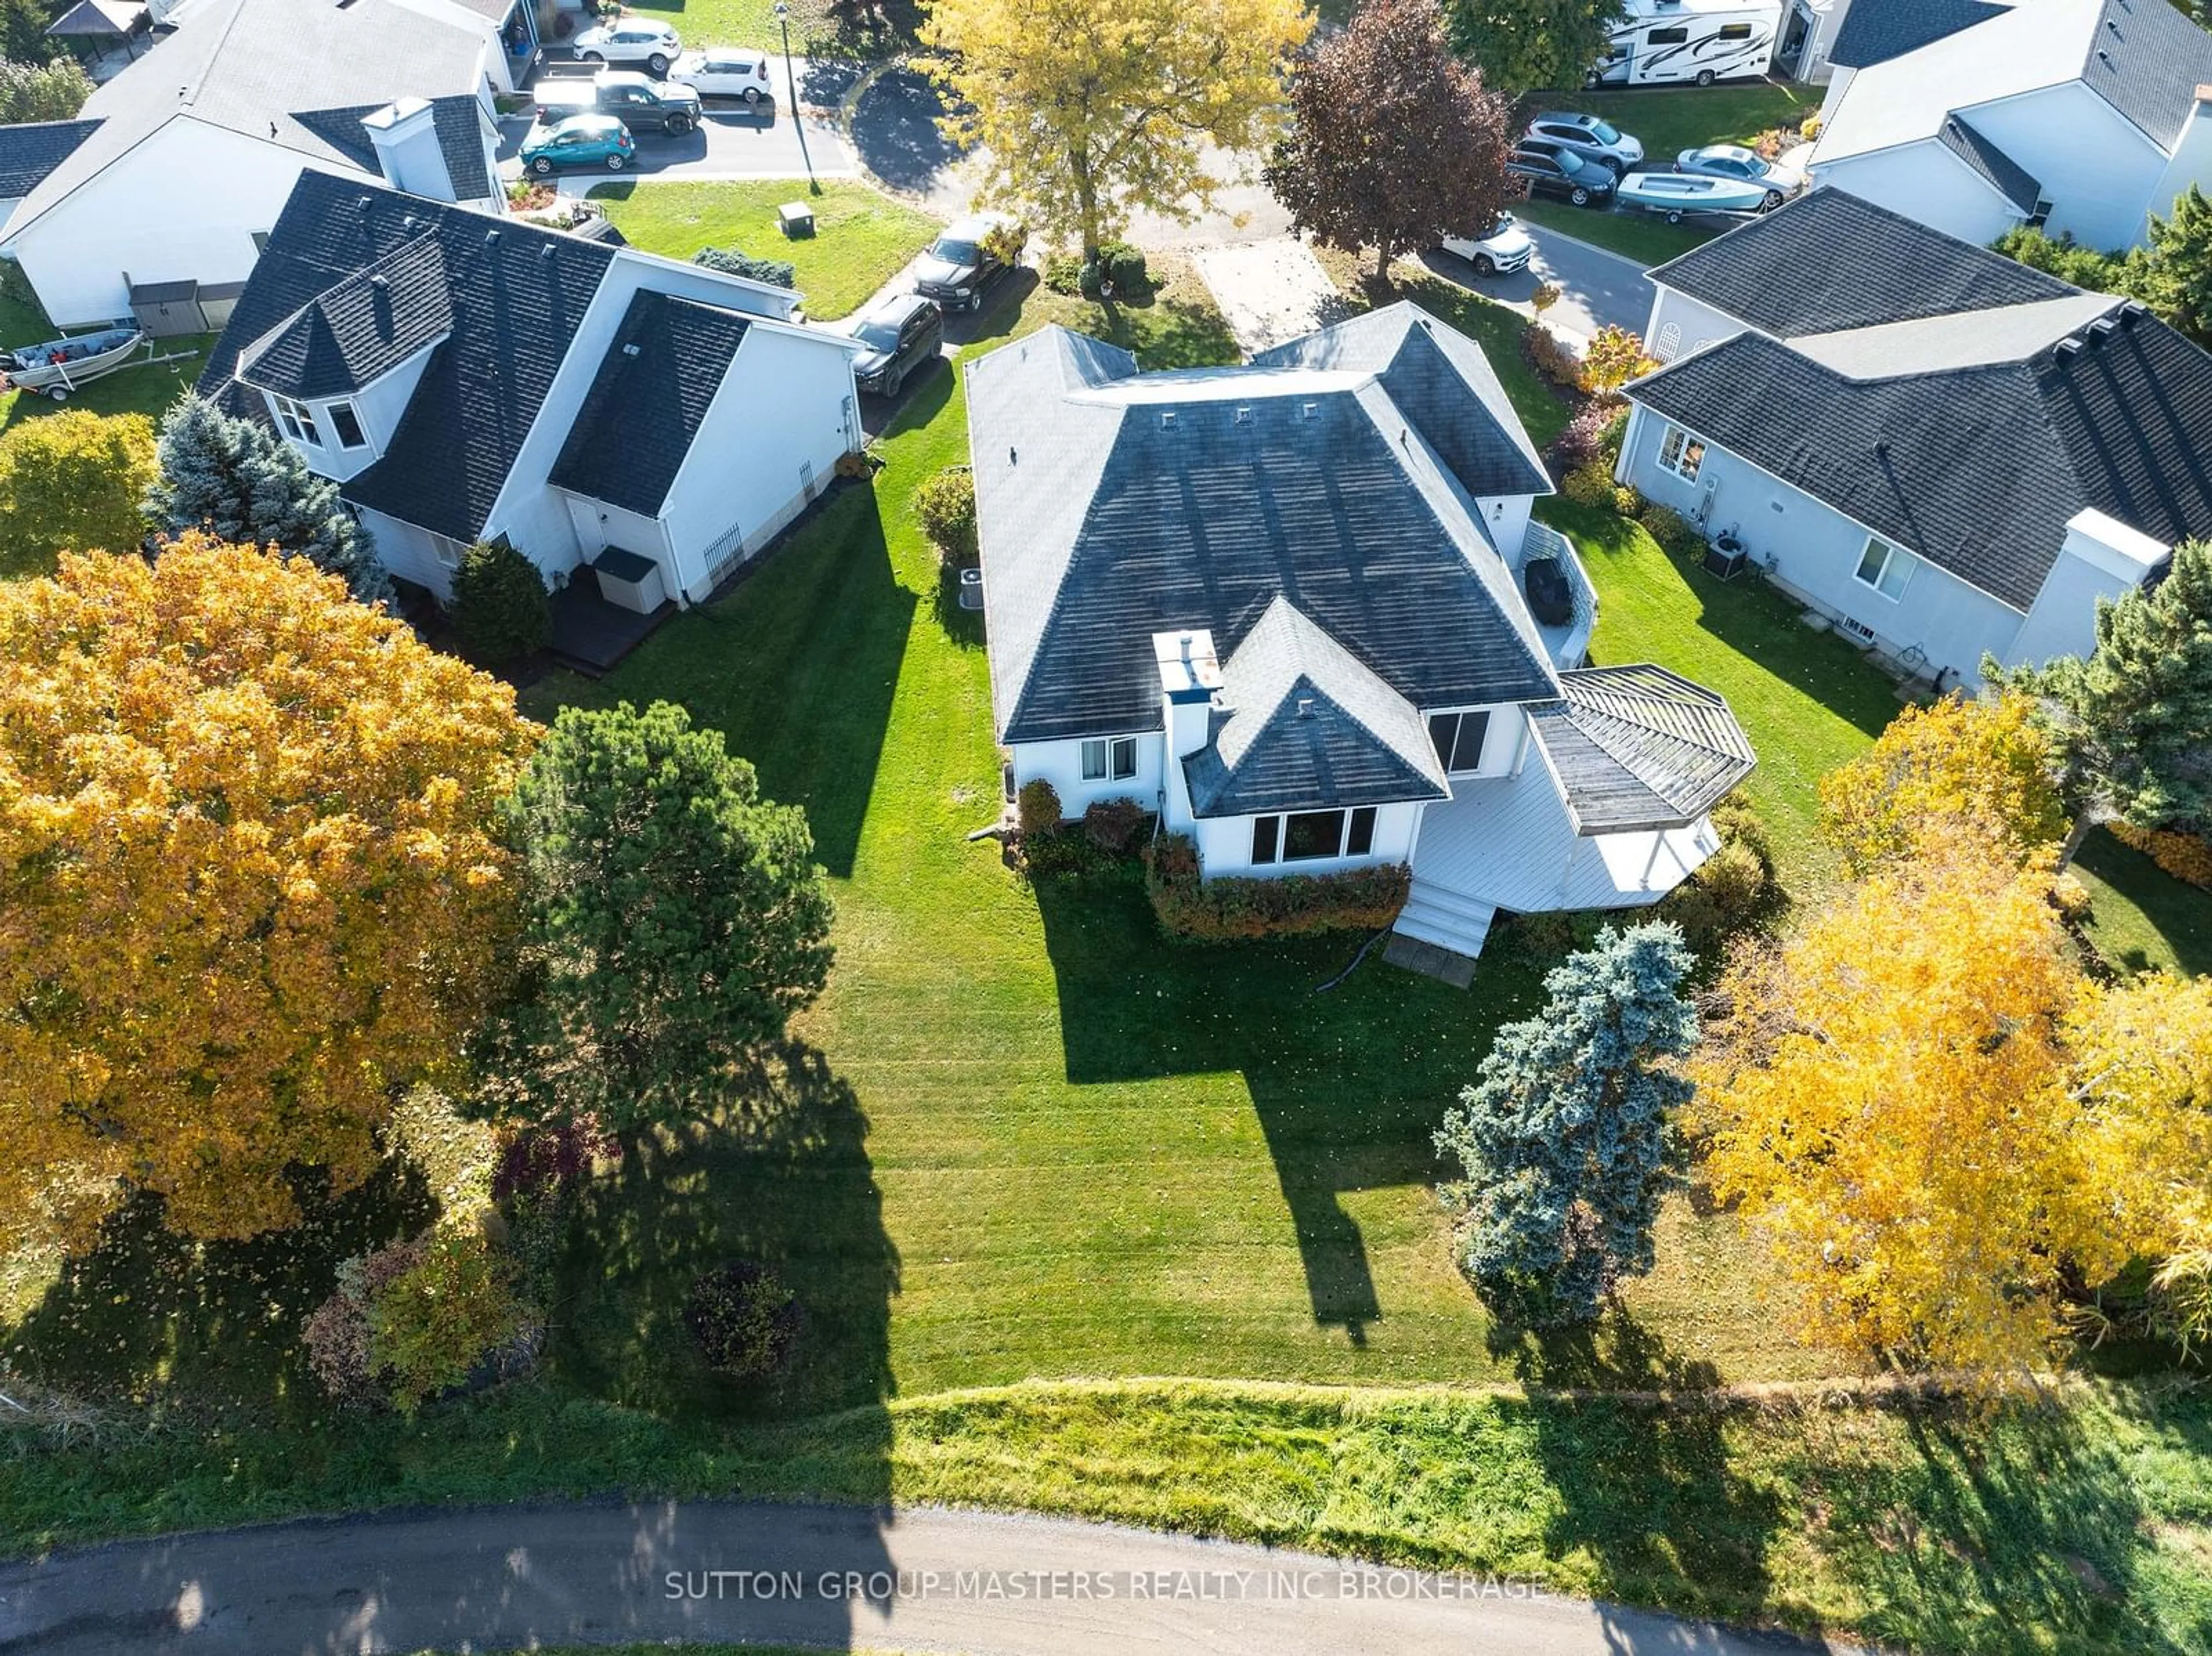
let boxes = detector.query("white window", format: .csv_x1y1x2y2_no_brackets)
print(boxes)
1657,423,1705,483
272,394,321,447
329,401,367,449
1248,807,1377,866
1078,736,1138,782
1854,536,1916,601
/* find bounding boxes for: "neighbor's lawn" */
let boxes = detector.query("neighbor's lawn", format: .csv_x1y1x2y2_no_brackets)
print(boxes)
589,179,942,320
619,0,923,54
1516,80,1819,268
2073,829,2212,979
0,272,206,434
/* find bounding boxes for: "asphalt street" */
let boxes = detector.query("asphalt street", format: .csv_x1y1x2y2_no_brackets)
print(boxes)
0,1500,1872,1655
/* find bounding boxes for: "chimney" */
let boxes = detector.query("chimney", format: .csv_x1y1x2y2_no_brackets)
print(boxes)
1152,628,1222,763
359,98,459,203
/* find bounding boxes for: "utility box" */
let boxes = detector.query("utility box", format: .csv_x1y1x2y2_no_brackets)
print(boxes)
591,545,666,615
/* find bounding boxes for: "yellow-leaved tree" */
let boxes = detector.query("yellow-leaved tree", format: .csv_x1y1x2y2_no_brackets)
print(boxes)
922,0,1310,265
0,539,538,1253
1695,828,2139,1381
1816,691,2066,876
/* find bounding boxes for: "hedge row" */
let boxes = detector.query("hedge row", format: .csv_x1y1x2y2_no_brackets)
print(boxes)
1142,832,1410,940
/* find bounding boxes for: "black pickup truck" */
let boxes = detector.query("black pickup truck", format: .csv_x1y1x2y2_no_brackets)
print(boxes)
533,68,702,134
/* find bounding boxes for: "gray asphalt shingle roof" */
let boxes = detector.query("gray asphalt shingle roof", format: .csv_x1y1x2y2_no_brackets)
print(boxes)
1628,301,2212,614
1937,113,2042,215
200,170,616,543
548,290,750,518
0,120,101,199
1528,666,1756,835
234,232,452,399
430,94,491,201
1828,0,2007,69
1181,597,1449,817
1648,189,2078,339
967,307,1561,748
2084,0,2212,147
1,0,490,242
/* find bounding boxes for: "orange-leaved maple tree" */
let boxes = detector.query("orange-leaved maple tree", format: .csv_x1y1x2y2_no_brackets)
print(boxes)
0,538,538,1252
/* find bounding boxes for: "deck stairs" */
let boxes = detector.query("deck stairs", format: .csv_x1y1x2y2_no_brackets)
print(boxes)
1392,878,1498,961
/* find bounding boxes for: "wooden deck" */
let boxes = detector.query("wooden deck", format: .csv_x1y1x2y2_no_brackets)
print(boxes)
547,583,676,678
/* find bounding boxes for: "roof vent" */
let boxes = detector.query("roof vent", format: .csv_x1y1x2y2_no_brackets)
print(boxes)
1233,405,1252,423
541,244,556,259
2090,315,2118,336
400,215,418,230
369,274,387,289
2056,337,2084,358
356,195,373,210
1297,696,1315,718
484,229,501,245
1161,410,1177,429
2097,48,2115,67
622,342,640,357
1301,400,1317,419
2119,300,2146,325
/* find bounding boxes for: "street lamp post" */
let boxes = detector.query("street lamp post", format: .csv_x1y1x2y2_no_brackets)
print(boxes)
773,0,817,194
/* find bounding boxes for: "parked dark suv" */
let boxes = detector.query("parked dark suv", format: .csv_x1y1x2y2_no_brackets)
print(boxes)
849,290,944,398
913,211,1025,311
1508,141,1617,208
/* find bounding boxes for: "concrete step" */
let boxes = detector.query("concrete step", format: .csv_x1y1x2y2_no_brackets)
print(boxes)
1393,883,1497,960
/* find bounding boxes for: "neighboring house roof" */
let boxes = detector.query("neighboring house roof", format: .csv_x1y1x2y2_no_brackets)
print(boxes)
0,120,102,200
967,309,1561,748
1648,188,2077,338
1527,666,1757,835
202,169,616,543
1815,0,2212,168
549,290,751,518
1181,597,1450,818
1828,0,2009,70
234,231,452,399
1248,304,1551,502
46,0,144,37
429,93,491,200
1628,299,2212,613
1,0,493,244
1936,112,2041,215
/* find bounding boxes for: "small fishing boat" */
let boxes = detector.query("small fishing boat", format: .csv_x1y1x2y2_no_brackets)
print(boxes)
2,326,147,401
1613,169,1774,222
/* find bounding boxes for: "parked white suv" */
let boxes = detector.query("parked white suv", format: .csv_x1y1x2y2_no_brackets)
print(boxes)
1440,211,1533,277
674,47,774,104
571,19,683,75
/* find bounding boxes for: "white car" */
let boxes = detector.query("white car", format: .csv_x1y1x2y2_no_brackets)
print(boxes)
571,19,683,75
674,47,775,104
1673,145,1806,209
1440,210,1533,277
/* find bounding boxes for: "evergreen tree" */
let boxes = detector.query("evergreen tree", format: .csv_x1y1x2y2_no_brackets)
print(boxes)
0,1,59,66
1989,539,2212,834
1435,922,1696,1322
2144,184,2212,349
146,393,391,603
448,538,550,664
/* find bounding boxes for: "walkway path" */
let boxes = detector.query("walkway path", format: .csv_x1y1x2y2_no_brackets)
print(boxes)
0,1499,1867,1655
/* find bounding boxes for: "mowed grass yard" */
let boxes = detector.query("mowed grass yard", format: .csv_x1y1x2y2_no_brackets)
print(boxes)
590,179,941,319
0,272,208,434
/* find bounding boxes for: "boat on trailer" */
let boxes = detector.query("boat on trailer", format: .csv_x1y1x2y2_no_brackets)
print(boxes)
2,326,149,401
1613,169,1775,223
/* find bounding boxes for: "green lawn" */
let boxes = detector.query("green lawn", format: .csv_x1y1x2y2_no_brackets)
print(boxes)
2073,829,2212,979
1516,81,1820,268
0,271,206,433
619,0,922,55
590,179,942,320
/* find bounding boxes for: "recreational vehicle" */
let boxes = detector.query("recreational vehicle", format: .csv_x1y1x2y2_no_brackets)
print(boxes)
1589,0,1782,87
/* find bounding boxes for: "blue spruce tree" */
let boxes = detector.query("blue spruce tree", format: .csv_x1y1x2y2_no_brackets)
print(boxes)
145,393,391,604
1434,922,1697,1322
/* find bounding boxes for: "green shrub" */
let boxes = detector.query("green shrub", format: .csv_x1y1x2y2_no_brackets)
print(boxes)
1612,484,1642,517
1560,462,1618,509
1522,325,1581,393
448,539,550,663
1084,796,1149,855
683,1261,801,1381
1143,833,1410,939
912,466,978,570
1043,251,1085,294
367,1230,535,1416
1638,504,1696,555
1016,778,1063,836
692,245,797,289
1655,790,1777,949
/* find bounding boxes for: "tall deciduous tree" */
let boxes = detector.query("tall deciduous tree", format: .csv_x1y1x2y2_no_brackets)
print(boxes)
1263,0,1514,284
1695,829,2136,1381
0,56,93,121
0,539,536,1255
921,0,1309,265
145,393,391,604
1442,0,1625,96
484,701,835,1132
0,408,155,577
1435,922,1696,1321
1988,538,2212,836
1817,691,2066,876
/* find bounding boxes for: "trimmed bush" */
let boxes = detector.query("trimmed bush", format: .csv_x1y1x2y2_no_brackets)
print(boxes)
692,245,798,289
448,539,550,663
2112,822,2212,888
1656,790,1777,948
1044,251,1085,294
1016,778,1063,836
1638,504,1696,555
683,1261,801,1381
367,1230,536,1416
1084,796,1149,855
1559,462,1618,509
912,466,978,570
1612,484,1642,517
1522,325,1581,394
1143,832,1410,939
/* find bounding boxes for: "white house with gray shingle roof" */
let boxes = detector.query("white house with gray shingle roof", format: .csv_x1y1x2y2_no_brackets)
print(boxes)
0,0,518,327
1620,189,2212,688
967,304,1758,966
1808,0,2212,249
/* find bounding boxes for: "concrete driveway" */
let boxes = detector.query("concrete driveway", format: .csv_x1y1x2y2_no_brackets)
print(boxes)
0,1499,1870,1655
1415,222,1657,347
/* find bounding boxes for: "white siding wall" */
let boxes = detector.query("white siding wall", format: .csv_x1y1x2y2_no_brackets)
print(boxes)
356,505,456,597
1193,800,1421,879
1965,82,2166,251
1642,287,1746,363
2147,99,2212,242
1817,65,1855,128
10,120,365,327
1474,494,1532,559
1622,406,2029,683
1812,138,2022,248
1011,732,1167,820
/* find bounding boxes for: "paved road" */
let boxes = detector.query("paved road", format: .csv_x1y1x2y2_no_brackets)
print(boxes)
0,1500,1869,1655
1410,222,1657,346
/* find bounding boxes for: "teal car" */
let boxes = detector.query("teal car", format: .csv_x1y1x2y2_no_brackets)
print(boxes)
522,113,637,176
